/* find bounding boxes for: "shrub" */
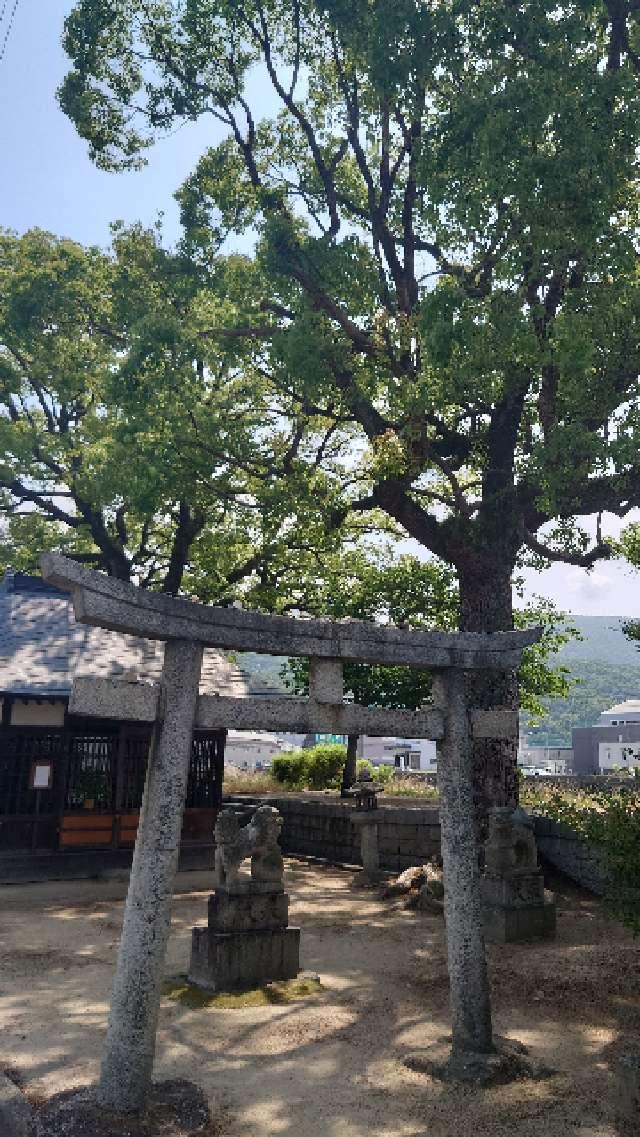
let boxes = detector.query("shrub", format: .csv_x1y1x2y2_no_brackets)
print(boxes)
303,743,347,789
271,751,307,788
356,759,395,785
356,758,374,779
272,743,347,790
372,763,394,785
524,783,640,935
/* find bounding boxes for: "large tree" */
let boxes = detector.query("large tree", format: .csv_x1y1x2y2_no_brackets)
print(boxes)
59,1,640,816
0,225,362,597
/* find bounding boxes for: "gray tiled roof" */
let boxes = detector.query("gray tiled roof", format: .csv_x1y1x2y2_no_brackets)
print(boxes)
0,571,248,698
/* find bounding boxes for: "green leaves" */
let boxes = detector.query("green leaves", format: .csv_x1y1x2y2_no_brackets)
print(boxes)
524,782,640,935
53,0,640,646
271,743,347,790
0,225,289,591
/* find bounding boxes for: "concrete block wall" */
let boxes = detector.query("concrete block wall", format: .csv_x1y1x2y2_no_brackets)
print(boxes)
273,796,605,892
275,797,359,864
272,796,441,872
375,808,441,872
531,814,606,894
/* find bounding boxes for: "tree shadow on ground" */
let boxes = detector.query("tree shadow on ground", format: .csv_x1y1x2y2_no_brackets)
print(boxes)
0,861,637,1137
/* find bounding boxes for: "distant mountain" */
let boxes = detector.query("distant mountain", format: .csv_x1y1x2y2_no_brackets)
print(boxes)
526,615,640,745
556,615,640,667
238,652,289,694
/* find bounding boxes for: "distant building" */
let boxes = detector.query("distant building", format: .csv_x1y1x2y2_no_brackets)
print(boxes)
225,731,303,769
518,734,572,773
599,700,640,726
358,736,437,771
572,699,640,774
296,732,437,771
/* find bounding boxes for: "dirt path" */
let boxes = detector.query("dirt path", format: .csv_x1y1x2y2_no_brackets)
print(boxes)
1,861,638,1137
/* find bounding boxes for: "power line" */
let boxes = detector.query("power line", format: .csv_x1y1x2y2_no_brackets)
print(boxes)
0,0,21,67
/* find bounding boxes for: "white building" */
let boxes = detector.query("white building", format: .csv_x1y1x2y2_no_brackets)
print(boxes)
598,739,640,772
225,730,437,772
224,731,305,770
598,700,640,726
595,701,640,771
358,735,437,771
517,735,572,774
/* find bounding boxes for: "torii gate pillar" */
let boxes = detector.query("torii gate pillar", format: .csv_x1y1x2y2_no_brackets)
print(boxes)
99,640,203,1110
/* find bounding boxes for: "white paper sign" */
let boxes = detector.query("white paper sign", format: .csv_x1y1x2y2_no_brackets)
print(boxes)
33,763,51,789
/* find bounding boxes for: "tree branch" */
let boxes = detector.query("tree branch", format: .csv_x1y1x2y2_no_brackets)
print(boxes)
523,530,613,567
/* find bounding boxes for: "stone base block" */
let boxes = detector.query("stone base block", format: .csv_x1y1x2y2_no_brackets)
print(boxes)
189,926,300,992
481,869,546,909
482,893,556,943
208,888,288,933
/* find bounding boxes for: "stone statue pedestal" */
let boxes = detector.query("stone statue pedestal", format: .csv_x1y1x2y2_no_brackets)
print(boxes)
481,869,556,942
481,807,556,943
189,883,300,992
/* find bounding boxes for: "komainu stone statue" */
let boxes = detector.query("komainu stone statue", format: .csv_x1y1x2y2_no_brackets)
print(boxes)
481,806,556,942
213,805,284,888
189,805,299,992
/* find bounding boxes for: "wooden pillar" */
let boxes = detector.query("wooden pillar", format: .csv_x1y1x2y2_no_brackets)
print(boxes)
112,725,128,848
96,640,203,1113
1,695,12,728
213,728,226,809
432,670,493,1063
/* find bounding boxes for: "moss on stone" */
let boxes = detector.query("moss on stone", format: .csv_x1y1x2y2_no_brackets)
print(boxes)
163,974,322,1009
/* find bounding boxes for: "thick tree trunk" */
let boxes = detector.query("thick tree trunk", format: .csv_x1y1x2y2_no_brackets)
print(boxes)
340,733,359,796
96,640,203,1113
457,558,519,839
162,501,205,595
433,670,493,1059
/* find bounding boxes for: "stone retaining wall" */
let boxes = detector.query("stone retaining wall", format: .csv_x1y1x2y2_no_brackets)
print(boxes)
0,792,607,891
273,796,606,893
530,815,606,894
272,796,442,873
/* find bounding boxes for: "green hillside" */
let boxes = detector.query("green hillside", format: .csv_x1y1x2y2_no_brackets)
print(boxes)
238,652,288,693
557,616,640,666
525,616,640,746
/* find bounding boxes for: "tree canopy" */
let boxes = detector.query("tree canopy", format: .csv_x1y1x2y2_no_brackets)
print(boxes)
0,224,370,598
283,547,575,718
59,0,640,631
56,0,640,815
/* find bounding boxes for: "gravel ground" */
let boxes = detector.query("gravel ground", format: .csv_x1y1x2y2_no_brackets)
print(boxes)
0,860,638,1137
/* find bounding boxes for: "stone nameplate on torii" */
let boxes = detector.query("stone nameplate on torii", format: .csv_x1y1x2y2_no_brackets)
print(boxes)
39,553,542,1110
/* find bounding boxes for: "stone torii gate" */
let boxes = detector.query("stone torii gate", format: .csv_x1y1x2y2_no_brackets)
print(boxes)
41,553,541,1110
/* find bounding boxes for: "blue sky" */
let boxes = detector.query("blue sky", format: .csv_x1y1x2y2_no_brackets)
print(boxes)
1,0,639,617
0,0,223,247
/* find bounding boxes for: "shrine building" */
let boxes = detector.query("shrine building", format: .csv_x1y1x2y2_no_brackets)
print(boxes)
0,571,245,881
